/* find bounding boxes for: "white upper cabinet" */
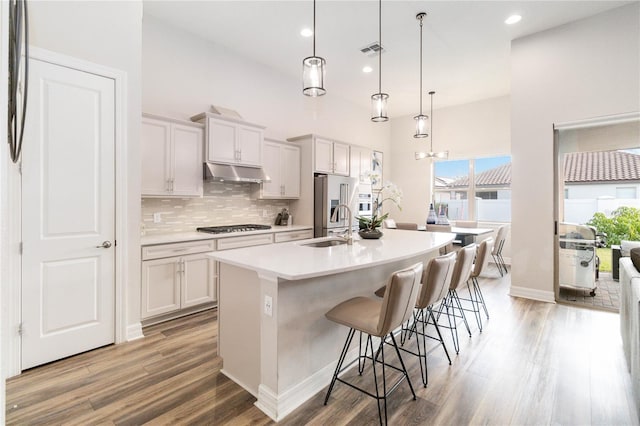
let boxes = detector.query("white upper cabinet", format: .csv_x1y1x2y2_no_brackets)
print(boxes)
314,137,350,176
333,142,350,176
141,114,203,197
191,112,265,168
350,146,373,183
261,139,300,199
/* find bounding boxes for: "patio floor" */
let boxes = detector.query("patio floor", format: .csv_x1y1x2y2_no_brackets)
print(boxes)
558,271,619,312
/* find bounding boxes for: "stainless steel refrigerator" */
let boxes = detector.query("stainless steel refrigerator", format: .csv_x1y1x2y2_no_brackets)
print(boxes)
314,174,359,237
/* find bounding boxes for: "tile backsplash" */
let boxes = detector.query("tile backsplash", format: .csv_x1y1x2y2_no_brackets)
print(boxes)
141,182,290,235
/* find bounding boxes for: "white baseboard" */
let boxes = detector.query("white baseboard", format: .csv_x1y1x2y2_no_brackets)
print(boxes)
255,347,361,422
125,322,144,341
509,285,555,303
221,369,258,398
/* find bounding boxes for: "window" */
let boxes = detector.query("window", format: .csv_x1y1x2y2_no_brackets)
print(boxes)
616,187,637,199
434,159,470,220
434,155,511,223
475,156,511,222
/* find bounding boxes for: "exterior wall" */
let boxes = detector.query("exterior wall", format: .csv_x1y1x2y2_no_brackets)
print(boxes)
511,3,640,301
566,182,640,199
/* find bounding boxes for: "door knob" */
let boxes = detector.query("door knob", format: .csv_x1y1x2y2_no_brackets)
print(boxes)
96,241,112,249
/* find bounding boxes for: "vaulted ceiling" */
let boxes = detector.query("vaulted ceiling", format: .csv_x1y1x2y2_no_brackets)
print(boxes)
144,1,633,117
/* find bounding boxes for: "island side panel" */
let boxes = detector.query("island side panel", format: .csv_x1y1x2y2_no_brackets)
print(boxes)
276,253,435,394
218,263,262,396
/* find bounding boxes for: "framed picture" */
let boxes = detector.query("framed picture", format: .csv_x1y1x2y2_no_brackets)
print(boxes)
372,150,383,189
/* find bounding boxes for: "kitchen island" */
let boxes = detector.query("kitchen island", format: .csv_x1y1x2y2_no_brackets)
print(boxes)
209,229,454,421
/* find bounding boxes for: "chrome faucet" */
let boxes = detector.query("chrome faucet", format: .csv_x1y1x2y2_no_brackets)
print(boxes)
330,203,353,245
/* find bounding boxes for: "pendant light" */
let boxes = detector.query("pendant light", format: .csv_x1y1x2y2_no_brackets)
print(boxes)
413,12,428,138
371,0,388,122
302,0,326,97
415,91,448,159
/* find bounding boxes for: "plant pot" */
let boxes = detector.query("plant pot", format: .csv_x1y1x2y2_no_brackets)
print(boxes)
359,229,383,239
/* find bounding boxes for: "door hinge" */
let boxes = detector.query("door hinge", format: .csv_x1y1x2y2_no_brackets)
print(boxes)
18,323,23,336
19,242,23,255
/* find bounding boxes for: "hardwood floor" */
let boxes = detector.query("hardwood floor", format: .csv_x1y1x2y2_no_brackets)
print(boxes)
6,269,639,425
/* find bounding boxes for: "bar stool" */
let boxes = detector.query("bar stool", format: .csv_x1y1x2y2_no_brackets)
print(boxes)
437,244,476,354
492,225,509,276
456,238,494,332
470,237,494,322
403,252,456,387
324,263,423,425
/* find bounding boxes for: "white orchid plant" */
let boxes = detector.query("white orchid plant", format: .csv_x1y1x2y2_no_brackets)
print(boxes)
358,174,403,230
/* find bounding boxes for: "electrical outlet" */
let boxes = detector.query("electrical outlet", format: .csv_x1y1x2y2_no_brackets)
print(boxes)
264,295,273,317
153,212,161,223
262,209,268,218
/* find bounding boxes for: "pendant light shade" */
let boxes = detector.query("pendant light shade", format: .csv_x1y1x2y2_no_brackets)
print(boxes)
371,0,388,122
302,0,326,97
414,12,428,138
415,91,449,160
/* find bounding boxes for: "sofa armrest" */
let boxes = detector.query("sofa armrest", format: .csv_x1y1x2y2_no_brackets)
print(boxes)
613,245,621,280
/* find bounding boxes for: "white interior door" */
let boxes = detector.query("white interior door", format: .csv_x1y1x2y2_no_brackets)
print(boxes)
21,58,116,369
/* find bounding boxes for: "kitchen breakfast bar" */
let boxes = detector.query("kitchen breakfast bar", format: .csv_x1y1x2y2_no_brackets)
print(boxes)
209,229,454,421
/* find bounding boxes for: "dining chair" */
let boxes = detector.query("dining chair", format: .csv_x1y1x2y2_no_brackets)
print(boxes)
455,220,477,228
396,222,419,230
492,225,509,276
426,224,454,254
324,263,423,425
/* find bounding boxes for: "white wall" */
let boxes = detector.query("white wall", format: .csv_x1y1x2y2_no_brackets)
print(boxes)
388,95,510,224
142,16,390,154
511,3,640,301
0,0,143,383
0,0,8,420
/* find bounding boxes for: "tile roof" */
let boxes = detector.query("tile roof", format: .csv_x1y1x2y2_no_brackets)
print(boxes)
443,151,640,187
563,150,640,183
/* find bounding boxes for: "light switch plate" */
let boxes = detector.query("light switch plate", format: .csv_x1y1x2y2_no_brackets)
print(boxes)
153,212,161,223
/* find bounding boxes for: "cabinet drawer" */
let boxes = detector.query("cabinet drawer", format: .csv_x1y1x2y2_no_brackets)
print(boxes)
217,233,274,250
274,229,313,243
142,240,215,261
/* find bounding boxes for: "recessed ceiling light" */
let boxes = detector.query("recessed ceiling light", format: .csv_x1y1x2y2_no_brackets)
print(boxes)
505,15,522,25
362,66,373,73
300,28,313,37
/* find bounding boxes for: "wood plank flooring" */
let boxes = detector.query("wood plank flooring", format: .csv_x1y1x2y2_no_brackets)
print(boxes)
6,268,640,425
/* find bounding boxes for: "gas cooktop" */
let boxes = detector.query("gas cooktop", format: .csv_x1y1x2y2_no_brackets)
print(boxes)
196,224,272,234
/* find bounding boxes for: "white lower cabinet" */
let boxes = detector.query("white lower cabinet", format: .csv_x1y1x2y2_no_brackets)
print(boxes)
141,240,216,320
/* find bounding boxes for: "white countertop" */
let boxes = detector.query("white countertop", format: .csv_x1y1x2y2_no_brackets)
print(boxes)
210,229,455,280
140,225,313,246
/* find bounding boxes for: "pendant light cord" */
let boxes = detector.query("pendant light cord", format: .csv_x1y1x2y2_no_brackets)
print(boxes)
419,15,423,115
430,92,434,151
378,0,382,94
312,0,316,57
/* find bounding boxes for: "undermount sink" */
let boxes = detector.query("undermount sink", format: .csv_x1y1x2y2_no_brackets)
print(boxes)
301,238,348,248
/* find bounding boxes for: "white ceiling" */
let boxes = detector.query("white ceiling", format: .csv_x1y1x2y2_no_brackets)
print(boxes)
143,0,632,117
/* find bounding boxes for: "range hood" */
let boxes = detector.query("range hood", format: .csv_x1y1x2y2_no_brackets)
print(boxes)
203,163,270,183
